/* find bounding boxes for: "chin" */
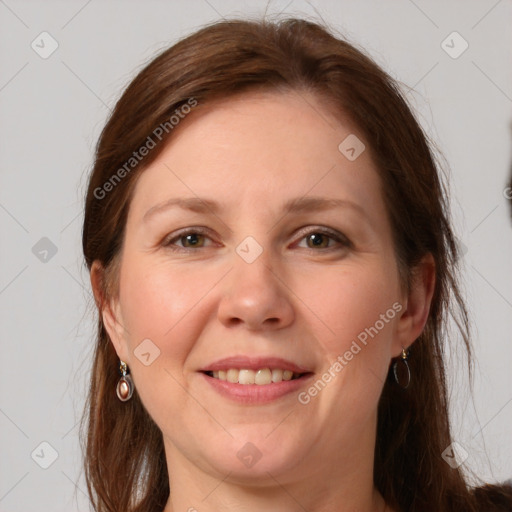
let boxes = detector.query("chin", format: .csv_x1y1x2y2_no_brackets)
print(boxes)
201,434,304,482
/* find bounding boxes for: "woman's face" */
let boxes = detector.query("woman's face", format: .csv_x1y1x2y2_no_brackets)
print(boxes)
103,90,415,484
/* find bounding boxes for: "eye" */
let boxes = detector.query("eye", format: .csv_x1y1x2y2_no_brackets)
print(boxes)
178,233,206,248
162,228,214,250
295,228,351,250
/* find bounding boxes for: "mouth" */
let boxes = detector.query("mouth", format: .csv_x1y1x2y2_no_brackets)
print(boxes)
202,368,306,385
199,356,314,404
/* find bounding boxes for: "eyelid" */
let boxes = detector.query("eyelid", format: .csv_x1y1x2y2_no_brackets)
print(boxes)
292,225,352,249
161,226,217,249
160,225,352,251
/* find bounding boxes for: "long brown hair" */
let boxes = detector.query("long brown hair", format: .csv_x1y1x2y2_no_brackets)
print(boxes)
81,17,512,512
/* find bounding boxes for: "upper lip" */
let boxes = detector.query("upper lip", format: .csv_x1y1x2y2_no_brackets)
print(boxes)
199,356,313,374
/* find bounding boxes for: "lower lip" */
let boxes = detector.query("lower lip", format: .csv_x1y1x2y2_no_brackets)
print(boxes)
200,372,313,404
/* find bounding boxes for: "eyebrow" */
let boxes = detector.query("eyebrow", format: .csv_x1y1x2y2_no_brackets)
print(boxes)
143,197,220,222
283,196,368,218
143,196,369,223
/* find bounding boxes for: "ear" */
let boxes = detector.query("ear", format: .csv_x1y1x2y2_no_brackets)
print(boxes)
90,260,130,362
393,253,436,357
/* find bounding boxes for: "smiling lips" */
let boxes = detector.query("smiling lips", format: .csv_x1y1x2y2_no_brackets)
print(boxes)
206,368,300,385
199,356,313,403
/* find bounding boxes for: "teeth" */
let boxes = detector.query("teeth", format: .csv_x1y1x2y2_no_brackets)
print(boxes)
209,368,300,385
283,370,294,380
272,369,283,382
255,368,272,385
238,369,255,385
226,369,239,383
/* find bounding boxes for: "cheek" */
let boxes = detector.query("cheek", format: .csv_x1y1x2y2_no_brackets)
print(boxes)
287,260,402,442
115,260,221,429
119,258,217,339
116,258,229,398
292,260,400,361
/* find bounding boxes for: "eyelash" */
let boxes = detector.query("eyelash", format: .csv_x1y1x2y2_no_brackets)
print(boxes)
161,226,352,252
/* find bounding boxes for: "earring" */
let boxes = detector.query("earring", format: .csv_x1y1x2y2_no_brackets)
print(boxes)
393,348,411,389
116,360,134,401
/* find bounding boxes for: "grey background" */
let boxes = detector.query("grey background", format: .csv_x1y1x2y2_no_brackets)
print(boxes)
0,0,511,510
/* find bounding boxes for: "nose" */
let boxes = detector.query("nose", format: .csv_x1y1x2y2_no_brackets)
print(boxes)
217,254,295,332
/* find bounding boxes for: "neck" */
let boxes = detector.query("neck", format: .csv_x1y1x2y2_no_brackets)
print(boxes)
162,467,385,512
161,414,389,512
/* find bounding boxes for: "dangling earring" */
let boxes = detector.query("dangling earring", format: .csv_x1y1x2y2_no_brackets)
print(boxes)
393,348,411,389
116,360,134,401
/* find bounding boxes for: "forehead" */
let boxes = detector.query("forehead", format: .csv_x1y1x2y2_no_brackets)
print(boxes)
128,89,383,219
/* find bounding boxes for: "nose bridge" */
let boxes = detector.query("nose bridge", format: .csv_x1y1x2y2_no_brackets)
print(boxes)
217,241,294,330
233,242,276,289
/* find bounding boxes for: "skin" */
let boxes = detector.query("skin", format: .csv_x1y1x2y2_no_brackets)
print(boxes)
92,90,435,512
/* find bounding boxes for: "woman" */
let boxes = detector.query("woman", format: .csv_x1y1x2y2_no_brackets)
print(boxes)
81,17,512,512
